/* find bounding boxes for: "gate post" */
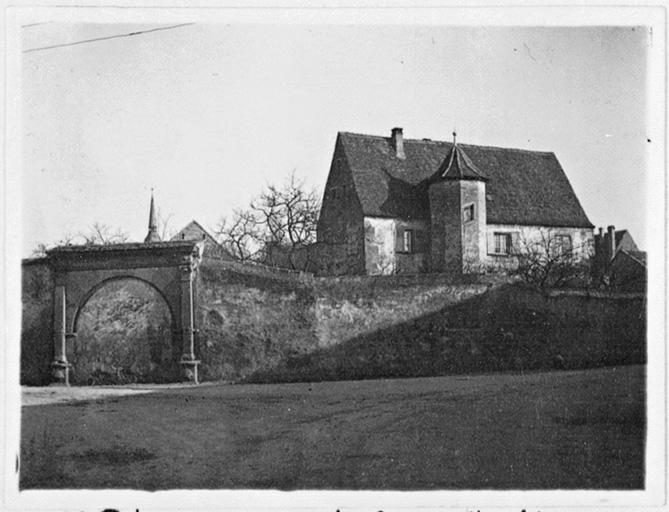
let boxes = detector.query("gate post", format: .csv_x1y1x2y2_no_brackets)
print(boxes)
179,257,200,384
50,283,71,385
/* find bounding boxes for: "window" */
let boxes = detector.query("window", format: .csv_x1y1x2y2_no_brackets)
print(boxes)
463,204,475,222
554,234,572,255
402,229,414,253
493,233,513,255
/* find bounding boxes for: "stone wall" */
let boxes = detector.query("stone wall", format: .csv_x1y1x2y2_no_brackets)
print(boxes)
195,258,490,381
248,284,646,383
22,256,645,386
21,260,54,385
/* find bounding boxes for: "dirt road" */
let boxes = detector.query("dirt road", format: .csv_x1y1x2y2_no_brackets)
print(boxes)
21,365,645,489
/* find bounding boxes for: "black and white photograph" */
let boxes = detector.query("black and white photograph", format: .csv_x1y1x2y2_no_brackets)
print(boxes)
3,3,666,511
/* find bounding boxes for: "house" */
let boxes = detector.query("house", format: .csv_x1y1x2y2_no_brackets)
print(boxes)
317,128,594,276
171,220,229,259
593,226,646,292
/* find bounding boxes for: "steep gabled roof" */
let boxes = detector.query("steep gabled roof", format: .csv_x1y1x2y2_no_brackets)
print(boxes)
614,230,639,252
337,131,593,228
171,220,219,246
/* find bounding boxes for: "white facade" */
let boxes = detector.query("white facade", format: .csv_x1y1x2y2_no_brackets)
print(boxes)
364,217,594,276
483,224,594,270
364,217,429,275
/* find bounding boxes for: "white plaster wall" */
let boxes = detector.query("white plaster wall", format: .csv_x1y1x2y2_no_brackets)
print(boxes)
484,224,594,269
461,180,487,269
364,217,396,275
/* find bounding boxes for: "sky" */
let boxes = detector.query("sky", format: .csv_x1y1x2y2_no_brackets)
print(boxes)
20,23,650,256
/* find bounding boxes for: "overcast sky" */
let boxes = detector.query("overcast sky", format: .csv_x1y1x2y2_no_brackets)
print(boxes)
21,23,650,256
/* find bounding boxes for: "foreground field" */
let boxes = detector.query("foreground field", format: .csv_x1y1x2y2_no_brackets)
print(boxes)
21,365,645,489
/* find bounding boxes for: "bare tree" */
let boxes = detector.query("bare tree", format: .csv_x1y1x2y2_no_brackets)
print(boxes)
512,230,591,289
251,172,320,269
31,232,76,257
214,208,262,262
30,223,129,257
216,172,321,270
156,208,176,241
78,222,129,245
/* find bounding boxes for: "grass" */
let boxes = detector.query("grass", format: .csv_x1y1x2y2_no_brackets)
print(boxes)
20,365,645,490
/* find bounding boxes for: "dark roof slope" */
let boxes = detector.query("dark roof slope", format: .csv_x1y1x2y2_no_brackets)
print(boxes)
338,132,593,228
623,250,647,267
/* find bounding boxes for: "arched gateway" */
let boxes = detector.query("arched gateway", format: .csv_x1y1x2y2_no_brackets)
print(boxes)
46,240,204,385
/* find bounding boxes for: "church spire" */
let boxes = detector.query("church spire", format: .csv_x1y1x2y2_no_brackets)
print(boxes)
144,189,161,243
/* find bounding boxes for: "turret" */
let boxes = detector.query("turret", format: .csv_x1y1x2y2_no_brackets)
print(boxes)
428,132,488,274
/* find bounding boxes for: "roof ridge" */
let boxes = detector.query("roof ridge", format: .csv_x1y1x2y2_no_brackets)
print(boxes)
338,131,555,155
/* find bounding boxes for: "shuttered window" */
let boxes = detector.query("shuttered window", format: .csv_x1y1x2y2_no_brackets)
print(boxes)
487,231,518,255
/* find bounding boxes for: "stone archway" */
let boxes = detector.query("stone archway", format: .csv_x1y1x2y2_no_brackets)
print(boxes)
70,276,176,384
46,240,204,385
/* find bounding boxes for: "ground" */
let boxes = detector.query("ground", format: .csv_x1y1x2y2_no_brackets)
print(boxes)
21,365,645,490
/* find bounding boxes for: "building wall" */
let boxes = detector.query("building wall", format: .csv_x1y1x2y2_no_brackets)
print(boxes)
317,137,366,275
363,217,429,275
484,224,594,270
364,217,396,274
428,181,462,273
394,218,430,274
461,181,487,272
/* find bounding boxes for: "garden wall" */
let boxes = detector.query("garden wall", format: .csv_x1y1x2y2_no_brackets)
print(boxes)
196,259,646,383
195,259,490,381
21,259,54,385
22,256,646,385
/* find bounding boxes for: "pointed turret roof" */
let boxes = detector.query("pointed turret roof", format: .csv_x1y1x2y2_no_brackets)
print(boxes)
435,131,487,181
143,189,161,243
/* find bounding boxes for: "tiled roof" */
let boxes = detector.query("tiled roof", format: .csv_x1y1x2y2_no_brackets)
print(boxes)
171,220,220,245
436,144,487,181
614,230,628,246
338,132,593,228
624,250,647,267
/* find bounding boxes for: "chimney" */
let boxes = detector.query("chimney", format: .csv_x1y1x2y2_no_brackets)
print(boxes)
391,127,405,160
607,225,616,260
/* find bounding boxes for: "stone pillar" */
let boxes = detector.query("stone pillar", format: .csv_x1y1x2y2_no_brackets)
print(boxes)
179,260,200,384
50,284,71,385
